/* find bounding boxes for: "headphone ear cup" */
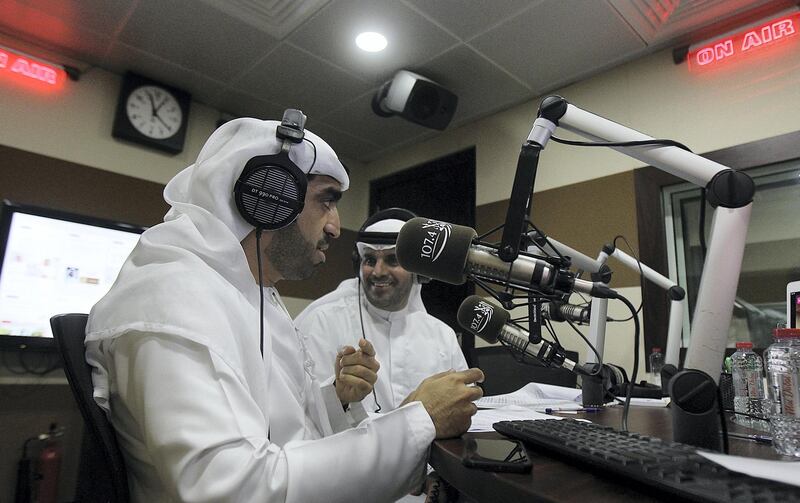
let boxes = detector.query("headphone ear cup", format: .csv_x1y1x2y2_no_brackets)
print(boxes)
234,154,307,230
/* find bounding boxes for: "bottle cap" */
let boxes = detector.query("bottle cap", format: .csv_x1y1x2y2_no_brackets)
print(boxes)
735,341,753,349
772,327,800,339
652,347,661,352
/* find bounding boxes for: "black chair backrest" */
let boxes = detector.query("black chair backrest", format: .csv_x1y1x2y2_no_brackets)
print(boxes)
472,346,579,395
50,313,129,503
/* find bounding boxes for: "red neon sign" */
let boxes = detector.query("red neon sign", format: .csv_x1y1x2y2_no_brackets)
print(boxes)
688,12,800,70
0,47,66,90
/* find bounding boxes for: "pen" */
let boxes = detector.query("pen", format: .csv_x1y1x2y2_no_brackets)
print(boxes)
727,432,772,444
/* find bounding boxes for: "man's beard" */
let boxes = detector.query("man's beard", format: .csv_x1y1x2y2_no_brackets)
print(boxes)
363,277,412,311
267,223,324,281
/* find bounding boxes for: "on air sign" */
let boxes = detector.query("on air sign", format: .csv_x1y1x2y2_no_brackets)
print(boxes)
688,12,800,70
0,46,66,90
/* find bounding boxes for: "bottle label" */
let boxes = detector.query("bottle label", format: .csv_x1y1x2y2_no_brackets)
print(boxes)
734,370,763,398
779,373,799,417
745,371,764,398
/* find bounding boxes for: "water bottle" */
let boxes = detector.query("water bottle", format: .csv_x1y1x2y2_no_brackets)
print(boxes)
765,328,800,457
730,342,767,429
649,347,664,387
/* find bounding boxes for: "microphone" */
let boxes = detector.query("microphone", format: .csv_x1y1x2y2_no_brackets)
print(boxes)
541,301,592,325
396,217,618,298
456,295,582,373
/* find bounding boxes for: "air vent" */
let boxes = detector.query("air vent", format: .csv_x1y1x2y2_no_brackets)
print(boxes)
199,0,328,39
610,0,791,43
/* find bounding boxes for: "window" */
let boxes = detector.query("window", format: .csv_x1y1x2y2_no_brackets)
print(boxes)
662,160,800,349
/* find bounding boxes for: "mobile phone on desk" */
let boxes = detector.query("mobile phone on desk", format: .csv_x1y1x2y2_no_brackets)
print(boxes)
461,437,532,473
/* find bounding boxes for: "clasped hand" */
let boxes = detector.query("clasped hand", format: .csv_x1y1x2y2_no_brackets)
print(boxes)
334,339,380,405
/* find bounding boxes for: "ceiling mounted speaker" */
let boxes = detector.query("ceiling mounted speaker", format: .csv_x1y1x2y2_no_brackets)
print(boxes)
371,70,458,130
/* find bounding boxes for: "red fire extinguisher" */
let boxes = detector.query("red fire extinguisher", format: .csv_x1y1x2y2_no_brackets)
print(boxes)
14,423,64,503
35,424,64,503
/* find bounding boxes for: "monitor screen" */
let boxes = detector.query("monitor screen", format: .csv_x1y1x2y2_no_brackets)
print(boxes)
0,201,144,348
791,291,799,329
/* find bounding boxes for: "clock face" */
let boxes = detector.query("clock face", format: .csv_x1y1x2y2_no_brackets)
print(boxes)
125,85,183,140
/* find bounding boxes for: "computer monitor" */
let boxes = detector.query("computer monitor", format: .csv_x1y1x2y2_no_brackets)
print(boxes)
0,201,145,350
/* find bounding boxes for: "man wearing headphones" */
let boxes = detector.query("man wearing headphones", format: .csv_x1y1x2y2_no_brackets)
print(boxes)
296,209,468,414
85,112,483,502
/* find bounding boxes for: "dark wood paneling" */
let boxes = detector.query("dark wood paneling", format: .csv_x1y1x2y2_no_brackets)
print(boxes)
476,171,642,288
0,144,168,227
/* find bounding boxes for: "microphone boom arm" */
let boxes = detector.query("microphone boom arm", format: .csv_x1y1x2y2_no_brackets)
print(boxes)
530,96,753,383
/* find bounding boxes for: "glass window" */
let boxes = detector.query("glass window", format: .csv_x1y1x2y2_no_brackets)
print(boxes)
663,160,800,349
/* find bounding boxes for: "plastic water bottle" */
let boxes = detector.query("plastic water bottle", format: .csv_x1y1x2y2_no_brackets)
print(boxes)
730,342,767,429
649,347,664,387
765,328,800,457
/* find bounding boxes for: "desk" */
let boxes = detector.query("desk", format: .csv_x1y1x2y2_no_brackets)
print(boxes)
430,406,786,503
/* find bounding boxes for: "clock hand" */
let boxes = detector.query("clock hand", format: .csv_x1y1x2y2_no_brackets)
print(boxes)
146,91,158,115
154,114,171,131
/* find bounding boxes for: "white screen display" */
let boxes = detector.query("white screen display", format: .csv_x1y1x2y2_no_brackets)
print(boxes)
0,212,140,338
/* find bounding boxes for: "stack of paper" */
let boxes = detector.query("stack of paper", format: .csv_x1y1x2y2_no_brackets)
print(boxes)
469,406,560,432
475,382,582,411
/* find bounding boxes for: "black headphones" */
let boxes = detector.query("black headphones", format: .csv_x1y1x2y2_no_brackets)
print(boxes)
234,109,312,231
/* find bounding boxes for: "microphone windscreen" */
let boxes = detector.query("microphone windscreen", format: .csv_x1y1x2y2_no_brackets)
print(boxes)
456,295,510,344
396,217,477,285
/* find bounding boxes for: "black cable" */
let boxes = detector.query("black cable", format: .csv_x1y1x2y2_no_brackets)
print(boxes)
302,138,317,173
604,235,644,322
717,384,729,454
19,352,61,375
550,136,693,153
564,318,604,370
256,228,265,357
356,276,382,413
721,409,770,422
475,222,505,241
541,317,560,347
699,188,708,259
1,350,30,375
611,292,640,432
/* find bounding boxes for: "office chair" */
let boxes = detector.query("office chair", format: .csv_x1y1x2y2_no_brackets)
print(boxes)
50,314,129,503
471,346,578,395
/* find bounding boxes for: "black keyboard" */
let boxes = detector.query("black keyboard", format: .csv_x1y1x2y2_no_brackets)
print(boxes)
494,419,800,503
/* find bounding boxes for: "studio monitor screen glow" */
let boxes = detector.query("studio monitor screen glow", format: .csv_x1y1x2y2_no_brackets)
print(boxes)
0,210,141,339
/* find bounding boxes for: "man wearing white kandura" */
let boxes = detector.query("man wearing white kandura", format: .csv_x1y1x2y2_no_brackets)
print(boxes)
85,109,483,503
296,208,468,415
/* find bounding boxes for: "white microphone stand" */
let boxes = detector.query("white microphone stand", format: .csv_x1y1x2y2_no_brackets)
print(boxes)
596,244,686,368
527,96,753,383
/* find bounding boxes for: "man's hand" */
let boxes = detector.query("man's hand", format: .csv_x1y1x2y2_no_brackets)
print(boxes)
334,339,380,405
403,368,484,439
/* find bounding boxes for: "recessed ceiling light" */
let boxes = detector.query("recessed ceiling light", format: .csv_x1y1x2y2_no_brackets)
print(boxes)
356,32,387,52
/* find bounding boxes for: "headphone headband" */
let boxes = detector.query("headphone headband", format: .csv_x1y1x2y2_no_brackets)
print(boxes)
356,231,400,247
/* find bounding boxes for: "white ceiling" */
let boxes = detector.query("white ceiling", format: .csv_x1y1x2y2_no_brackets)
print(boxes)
0,0,793,161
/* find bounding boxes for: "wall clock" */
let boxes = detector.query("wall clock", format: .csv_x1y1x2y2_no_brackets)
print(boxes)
112,73,191,154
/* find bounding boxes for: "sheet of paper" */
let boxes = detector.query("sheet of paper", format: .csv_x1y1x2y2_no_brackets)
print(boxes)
476,382,582,410
534,383,583,401
621,397,671,407
698,452,800,488
469,405,560,432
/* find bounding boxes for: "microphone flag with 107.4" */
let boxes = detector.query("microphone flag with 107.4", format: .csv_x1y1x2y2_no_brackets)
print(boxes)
456,295,582,373
396,217,618,298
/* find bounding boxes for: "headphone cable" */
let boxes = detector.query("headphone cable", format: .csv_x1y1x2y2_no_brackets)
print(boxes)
256,228,265,357
357,275,382,413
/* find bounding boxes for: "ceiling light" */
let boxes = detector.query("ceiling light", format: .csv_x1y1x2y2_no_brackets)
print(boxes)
356,32,387,52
